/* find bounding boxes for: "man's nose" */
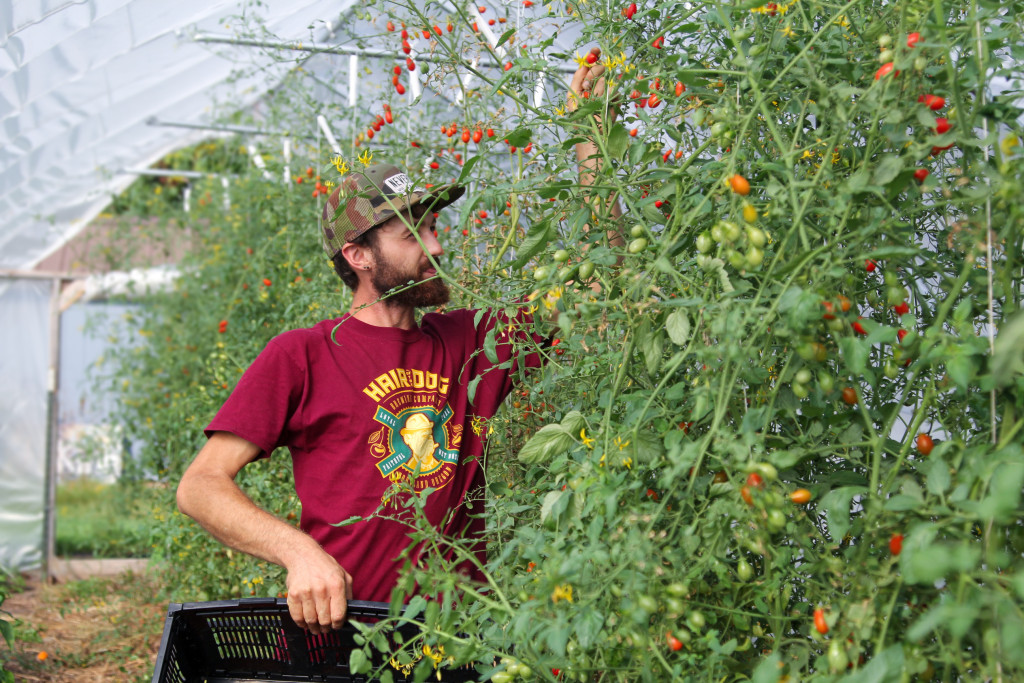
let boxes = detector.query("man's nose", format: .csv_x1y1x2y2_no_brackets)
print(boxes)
423,227,444,258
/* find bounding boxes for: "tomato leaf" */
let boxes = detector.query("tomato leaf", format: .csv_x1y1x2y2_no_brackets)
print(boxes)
838,337,869,377
666,310,691,346
608,123,629,160
573,605,605,648
349,648,370,675
752,653,783,683
483,327,499,364
819,486,867,540
871,154,904,185
510,217,556,269
991,309,1024,386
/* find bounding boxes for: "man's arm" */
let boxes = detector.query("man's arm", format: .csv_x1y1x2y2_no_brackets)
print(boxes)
570,48,626,234
176,432,352,634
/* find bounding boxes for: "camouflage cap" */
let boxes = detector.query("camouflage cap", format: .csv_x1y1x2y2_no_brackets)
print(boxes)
321,164,465,258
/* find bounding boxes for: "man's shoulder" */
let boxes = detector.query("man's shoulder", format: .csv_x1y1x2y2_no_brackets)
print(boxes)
266,319,341,353
421,307,479,334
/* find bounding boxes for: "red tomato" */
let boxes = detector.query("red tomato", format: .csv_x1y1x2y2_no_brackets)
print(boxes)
916,433,934,455
935,117,952,134
893,301,910,315
842,387,858,405
740,485,753,506
889,533,904,556
919,94,945,110
667,634,683,651
907,32,921,48
746,472,764,488
914,168,930,182
866,259,877,272
814,607,829,634
875,62,898,80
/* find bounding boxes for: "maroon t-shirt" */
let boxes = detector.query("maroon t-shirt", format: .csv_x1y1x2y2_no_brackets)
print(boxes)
205,308,545,602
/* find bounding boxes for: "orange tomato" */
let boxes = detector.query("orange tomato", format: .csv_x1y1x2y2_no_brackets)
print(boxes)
790,488,812,504
729,174,751,195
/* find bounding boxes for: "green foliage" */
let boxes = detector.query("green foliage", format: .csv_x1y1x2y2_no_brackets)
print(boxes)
55,480,160,558
103,0,1024,679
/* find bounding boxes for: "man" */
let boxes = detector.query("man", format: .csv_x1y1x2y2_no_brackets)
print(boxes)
176,52,619,635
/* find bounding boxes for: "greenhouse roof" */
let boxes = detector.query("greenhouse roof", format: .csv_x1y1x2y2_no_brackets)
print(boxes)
1,0,358,271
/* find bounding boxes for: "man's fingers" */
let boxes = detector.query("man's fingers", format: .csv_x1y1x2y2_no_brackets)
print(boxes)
287,595,307,631
330,593,347,631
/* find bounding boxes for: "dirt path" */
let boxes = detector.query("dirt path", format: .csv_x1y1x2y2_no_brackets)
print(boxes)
1,569,167,683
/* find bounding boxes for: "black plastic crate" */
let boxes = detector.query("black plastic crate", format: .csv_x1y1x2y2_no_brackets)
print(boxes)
152,597,478,683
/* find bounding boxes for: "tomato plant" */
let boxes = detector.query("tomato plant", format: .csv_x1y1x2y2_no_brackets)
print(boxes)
100,0,1024,680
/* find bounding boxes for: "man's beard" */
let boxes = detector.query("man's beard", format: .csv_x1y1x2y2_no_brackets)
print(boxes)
370,249,450,308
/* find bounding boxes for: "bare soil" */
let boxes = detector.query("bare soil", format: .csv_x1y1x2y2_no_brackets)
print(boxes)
1,570,166,683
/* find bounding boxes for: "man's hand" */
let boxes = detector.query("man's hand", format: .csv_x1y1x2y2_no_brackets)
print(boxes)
284,545,354,635
177,432,355,634
568,47,618,127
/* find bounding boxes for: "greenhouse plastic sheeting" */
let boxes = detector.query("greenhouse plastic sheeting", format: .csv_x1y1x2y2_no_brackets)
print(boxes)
0,278,50,572
1,0,356,271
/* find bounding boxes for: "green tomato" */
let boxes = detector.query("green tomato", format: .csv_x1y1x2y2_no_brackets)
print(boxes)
818,372,835,393
884,360,899,379
665,596,685,614
737,558,754,582
878,48,894,63
630,224,646,238
553,249,570,262
533,265,551,281
793,382,809,399
696,233,714,254
727,250,746,269
637,594,658,614
710,223,724,242
794,368,813,385
687,610,706,631
766,508,787,532
722,221,742,242
578,260,595,280
828,640,849,672
914,56,927,71
827,317,846,333
517,664,532,677
733,27,753,41
887,285,907,306
749,43,767,57
666,582,689,597
628,237,648,254
746,226,766,248
558,265,576,283
751,462,778,481
745,247,764,268
710,122,728,139
692,108,707,127
878,34,892,48
491,672,514,683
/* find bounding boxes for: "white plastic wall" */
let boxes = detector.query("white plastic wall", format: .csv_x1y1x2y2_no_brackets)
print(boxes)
0,278,50,571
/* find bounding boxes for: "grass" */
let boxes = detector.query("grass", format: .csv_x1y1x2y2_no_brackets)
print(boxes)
56,479,159,558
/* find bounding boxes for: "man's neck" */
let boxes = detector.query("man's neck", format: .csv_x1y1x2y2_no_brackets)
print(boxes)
348,292,418,330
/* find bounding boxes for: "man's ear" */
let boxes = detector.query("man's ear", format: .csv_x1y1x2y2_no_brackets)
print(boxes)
341,241,373,272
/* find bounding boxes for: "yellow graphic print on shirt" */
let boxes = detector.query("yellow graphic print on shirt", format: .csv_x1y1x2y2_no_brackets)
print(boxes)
363,367,462,497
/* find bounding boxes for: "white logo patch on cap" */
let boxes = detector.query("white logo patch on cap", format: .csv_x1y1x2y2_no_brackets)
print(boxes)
383,172,415,195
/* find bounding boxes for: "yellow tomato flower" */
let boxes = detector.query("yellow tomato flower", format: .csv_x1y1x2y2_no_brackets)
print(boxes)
551,583,574,604
357,149,373,167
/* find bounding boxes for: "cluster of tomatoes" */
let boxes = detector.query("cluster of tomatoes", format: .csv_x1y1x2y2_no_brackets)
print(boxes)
694,176,769,273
